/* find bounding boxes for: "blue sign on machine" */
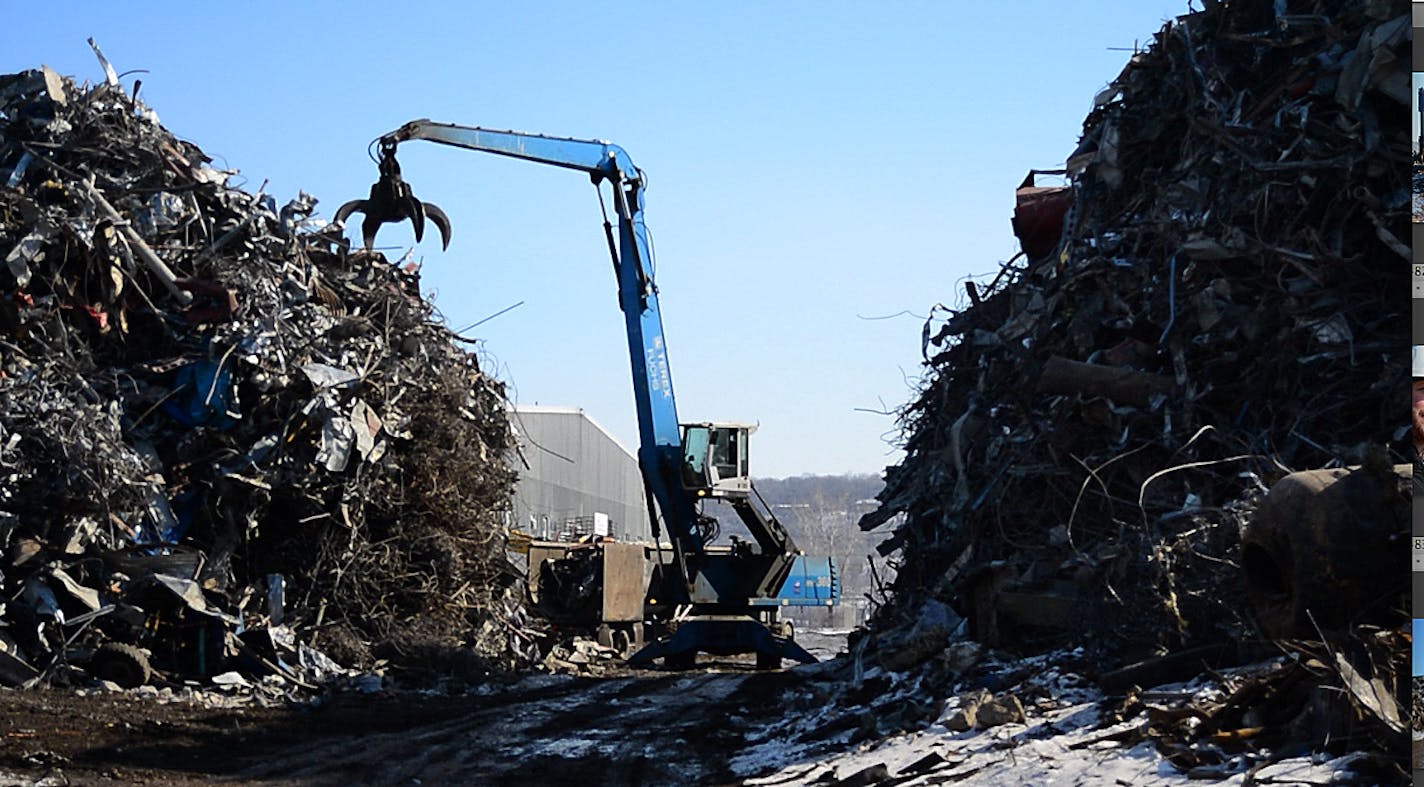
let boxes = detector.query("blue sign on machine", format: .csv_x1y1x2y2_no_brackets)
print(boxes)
776,555,840,606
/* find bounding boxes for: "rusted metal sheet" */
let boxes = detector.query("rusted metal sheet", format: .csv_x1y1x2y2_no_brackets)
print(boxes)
1010,170,1071,261
601,542,649,623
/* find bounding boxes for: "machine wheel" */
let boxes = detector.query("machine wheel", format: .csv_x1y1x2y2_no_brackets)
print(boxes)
778,620,795,640
611,628,633,658
91,642,151,688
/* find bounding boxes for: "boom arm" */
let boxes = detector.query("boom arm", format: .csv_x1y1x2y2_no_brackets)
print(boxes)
380,120,713,587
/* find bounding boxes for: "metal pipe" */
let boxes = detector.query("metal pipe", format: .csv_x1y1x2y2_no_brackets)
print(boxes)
77,177,192,306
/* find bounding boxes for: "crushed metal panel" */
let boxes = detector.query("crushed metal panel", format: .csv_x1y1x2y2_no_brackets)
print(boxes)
525,542,570,605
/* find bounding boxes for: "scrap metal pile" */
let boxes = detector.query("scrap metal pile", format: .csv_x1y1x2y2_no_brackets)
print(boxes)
0,53,526,690
860,0,1409,770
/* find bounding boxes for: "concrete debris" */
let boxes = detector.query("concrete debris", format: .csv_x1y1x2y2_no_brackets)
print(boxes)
938,688,1024,732
940,703,976,733
972,691,1025,729
0,55,526,692
858,0,1409,778
540,635,630,675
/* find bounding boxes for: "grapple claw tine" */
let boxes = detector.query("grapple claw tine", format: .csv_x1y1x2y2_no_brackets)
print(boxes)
333,199,367,226
423,202,452,250
361,215,382,251
407,196,426,243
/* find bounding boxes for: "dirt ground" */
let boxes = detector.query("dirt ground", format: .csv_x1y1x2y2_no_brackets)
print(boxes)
0,631,1398,786
0,667,844,786
0,635,853,786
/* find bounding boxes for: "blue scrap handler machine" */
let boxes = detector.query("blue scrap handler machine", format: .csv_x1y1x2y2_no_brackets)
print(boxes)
337,120,839,669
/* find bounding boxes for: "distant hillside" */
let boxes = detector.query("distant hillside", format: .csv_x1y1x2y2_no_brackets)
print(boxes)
749,474,885,510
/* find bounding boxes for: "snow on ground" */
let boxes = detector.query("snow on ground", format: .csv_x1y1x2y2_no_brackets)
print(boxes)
738,706,1367,786
734,650,1376,786
797,628,851,662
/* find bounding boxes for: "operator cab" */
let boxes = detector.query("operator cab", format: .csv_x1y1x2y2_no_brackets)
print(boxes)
680,422,754,498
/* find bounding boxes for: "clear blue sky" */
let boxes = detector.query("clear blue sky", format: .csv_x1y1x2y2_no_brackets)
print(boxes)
9,2,1185,477
1416,618,1423,675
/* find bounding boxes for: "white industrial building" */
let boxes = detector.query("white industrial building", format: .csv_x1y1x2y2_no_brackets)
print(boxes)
507,406,653,543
